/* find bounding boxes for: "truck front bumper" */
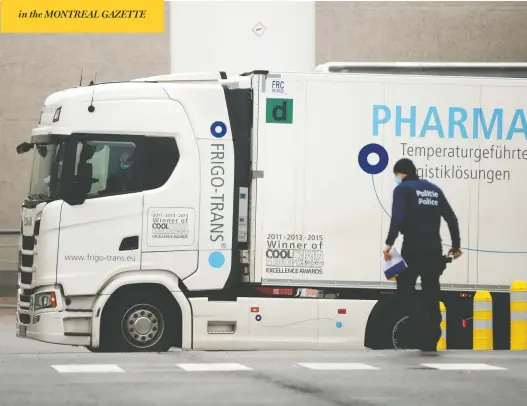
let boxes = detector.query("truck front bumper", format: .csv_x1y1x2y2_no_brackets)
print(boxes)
16,296,92,347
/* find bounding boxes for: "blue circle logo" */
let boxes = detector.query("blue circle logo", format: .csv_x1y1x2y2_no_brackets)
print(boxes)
210,121,227,138
358,143,389,175
208,251,225,268
336,322,343,329
255,314,262,322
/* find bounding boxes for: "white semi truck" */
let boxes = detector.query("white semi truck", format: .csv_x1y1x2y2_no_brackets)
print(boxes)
15,63,527,352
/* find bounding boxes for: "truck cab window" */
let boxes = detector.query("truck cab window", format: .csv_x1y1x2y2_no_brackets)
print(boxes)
28,141,65,201
69,135,179,199
143,136,180,190
74,140,140,197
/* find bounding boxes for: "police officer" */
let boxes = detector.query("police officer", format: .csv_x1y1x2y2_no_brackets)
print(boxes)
382,158,462,352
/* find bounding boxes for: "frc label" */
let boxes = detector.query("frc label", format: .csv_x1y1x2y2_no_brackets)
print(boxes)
270,80,285,95
265,233,325,276
266,78,289,98
146,207,195,247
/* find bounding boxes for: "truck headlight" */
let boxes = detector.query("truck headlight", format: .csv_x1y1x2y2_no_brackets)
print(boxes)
32,292,57,311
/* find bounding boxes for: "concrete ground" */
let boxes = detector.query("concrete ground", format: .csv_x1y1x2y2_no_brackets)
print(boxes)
1,307,527,406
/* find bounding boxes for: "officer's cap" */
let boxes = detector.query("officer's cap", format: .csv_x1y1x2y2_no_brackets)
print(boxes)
393,158,417,175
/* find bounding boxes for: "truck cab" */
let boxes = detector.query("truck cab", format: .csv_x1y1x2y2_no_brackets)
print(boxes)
16,72,254,351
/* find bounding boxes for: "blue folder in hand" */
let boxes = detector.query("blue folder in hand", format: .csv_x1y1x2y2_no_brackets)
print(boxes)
382,247,408,280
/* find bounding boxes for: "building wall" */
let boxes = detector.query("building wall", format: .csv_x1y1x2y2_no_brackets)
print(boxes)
316,1,527,63
1,1,527,231
0,2,171,230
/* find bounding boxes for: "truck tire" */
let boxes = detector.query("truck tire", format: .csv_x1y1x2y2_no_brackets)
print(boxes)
100,288,177,352
367,295,423,350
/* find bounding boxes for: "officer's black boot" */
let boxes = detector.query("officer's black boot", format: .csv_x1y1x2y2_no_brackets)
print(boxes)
418,318,439,354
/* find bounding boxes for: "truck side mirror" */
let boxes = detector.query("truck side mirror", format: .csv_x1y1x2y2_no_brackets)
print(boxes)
62,163,92,206
16,142,33,154
76,163,93,195
63,193,86,206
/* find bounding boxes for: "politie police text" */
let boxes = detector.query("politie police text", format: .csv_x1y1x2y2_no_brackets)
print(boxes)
416,189,439,206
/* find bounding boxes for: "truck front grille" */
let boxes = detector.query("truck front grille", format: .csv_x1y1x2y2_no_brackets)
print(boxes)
22,236,34,251
18,216,40,326
20,254,33,268
19,314,30,324
20,272,33,285
17,287,34,315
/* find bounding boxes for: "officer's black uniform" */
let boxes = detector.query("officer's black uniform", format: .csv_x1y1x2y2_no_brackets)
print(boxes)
385,158,461,351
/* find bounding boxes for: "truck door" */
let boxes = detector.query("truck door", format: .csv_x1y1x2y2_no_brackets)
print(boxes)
140,132,200,282
57,135,143,296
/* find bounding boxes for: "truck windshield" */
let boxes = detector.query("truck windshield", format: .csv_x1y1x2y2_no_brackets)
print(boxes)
28,142,65,201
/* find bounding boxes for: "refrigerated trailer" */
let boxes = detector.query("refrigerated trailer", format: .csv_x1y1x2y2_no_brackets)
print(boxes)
15,65,527,352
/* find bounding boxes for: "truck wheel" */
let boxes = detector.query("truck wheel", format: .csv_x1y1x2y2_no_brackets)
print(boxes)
390,313,416,349
367,295,422,350
100,288,176,352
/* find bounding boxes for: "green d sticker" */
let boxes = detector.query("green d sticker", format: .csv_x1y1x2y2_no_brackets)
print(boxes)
266,98,293,124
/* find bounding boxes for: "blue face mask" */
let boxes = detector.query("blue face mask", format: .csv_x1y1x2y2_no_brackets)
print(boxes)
120,164,130,170
395,177,402,186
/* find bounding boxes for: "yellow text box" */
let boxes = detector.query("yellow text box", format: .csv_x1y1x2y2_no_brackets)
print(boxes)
1,0,165,33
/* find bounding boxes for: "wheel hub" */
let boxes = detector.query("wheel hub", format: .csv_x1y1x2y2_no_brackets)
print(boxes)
134,316,153,335
121,304,164,349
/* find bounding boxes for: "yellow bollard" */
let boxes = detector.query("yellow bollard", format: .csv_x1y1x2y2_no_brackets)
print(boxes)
437,301,447,350
510,280,527,350
473,290,493,350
